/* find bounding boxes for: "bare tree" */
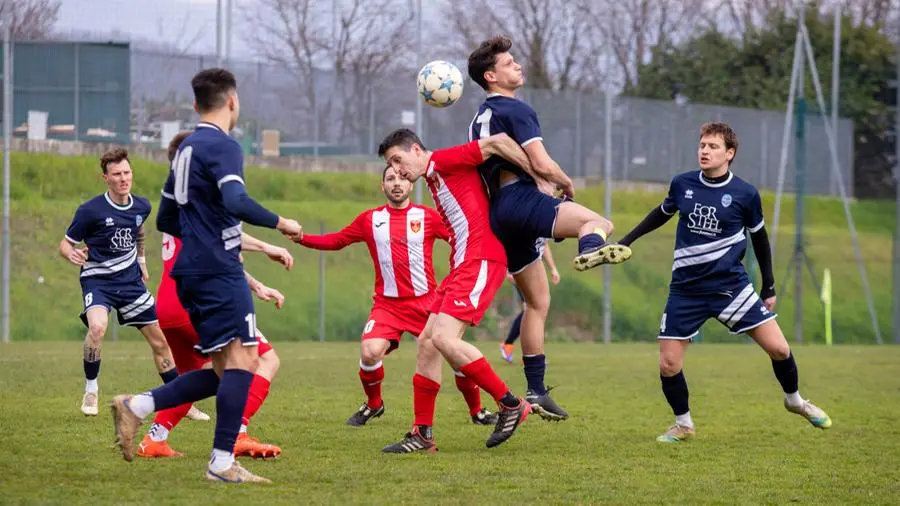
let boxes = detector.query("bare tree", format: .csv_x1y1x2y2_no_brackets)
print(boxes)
442,0,601,91
0,0,60,40
583,0,706,90
242,0,413,147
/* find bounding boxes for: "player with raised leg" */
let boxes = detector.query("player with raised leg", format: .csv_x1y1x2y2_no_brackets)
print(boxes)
59,148,178,416
377,129,531,453
110,68,303,483
136,131,288,459
297,166,497,427
616,122,832,442
467,36,632,420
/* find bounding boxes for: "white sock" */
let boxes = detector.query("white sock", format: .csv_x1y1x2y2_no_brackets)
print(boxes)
785,391,804,408
208,449,234,473
85,379,99,393
675,411,694,428
148,423,169,442
239,424,248,434
129,393,155,419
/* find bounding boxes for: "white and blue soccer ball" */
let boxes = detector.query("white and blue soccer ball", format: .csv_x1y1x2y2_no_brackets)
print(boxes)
417,60,464,108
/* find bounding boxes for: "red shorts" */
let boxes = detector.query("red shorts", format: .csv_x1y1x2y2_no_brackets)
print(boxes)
431,259,506,325
361,293,437,353
161,322,273,372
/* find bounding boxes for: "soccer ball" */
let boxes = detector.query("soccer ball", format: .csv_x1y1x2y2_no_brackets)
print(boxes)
417,60,464,108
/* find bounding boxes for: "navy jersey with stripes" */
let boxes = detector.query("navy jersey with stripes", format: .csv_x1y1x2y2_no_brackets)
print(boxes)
661,171,764,294
163,122,245,276
65,192,151,283
468,94,542,190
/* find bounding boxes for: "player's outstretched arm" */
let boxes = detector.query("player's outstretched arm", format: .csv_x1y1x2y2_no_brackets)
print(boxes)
296,214,366,251
618,206,675,247
245,270,285,309
156,195,181,238
240,232,294,270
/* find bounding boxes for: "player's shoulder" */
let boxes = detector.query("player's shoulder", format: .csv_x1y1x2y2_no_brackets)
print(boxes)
78,193,106,212
670,170,699,187
486,95,535,116
728,172,760,196
132,195,152,212
185,125,241,153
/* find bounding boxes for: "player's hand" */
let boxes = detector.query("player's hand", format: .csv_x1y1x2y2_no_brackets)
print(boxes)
252,283,285,309
277,217,303,242
550,268,560,285
263,245,294,270
557,175,576,199
763,296,776,312
67,248,87,266
506,273,515,284
139,261,150,282
535,176,556,197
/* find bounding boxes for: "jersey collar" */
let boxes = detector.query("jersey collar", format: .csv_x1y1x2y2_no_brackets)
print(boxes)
104,192,134,210
698,170,733,188
197,121,226,133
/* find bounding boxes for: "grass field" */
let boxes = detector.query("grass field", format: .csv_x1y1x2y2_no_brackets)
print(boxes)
1,341,898,505
6,152,897,343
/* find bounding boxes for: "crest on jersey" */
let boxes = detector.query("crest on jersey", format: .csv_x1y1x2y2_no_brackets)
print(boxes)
721,194,732,207
136,215,143,227
410,220,422,233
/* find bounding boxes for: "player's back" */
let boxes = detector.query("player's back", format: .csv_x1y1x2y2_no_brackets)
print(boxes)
168,122,244,277
665,170,762,293
468,95,541,191
425,143,506,269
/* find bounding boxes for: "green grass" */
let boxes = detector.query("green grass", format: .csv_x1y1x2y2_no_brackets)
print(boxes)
5,152,897,342
0,341,898,504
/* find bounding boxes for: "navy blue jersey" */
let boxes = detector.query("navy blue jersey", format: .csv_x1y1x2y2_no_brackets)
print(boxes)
468,94,542,190
163,122,245,276
661,171,765,294
65,192,151,283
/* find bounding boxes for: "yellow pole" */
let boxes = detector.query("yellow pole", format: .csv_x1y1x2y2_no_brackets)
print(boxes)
821,268,832,346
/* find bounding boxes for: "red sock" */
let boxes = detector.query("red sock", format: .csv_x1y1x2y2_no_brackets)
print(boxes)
413,373,441,427
459,357,509,402
359,361,385,409
153,402,192,431
241,375,271,427
454,371,482,416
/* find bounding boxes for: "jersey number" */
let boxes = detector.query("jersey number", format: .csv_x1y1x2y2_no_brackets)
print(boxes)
84,292,93,308
473,109,492,140
172,146,194,205
363,319,375,334
245,313,257,338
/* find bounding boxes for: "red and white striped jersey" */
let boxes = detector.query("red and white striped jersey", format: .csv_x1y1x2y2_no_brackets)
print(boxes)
299,204,448,298
156,233,192,328
425,142,507,268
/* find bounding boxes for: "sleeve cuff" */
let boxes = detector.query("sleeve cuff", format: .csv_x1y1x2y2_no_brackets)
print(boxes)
748,220,765,233
520,137,543,148
217,175,246,189
660,203,676,216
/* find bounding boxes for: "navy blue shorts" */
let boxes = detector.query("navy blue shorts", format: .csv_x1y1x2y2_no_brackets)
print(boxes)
658,283,777,340
80,279,157,328
490,180,563,273
174,273,257,354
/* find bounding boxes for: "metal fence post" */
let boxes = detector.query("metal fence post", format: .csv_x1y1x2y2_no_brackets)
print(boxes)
319,221,326,343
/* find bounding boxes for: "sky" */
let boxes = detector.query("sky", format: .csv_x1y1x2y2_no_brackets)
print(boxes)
55,0,241,57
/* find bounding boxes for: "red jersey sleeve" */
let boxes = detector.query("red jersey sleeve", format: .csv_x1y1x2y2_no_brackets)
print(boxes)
298,212,367,250
427,207,450,241
429,141,484,176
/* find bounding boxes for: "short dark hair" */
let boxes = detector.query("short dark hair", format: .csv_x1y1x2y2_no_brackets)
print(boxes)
699,122,739,164
100,148,129,174
167,131,192,162
377,128,426,157
381,165,392,181
191,68,237,113
468,36,512,91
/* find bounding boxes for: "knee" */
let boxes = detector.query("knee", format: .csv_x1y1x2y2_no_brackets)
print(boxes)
360,346,384,366
526,292,550,316
259,350,281,376
659,353,683,376
767,344,791,361
598,216,614,235
87,322,107,343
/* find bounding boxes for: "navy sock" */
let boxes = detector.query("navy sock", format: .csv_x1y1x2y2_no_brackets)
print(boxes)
83,360,100,381
771,353,799,393
150,368,220,411
212,369,254,452
505,312,523,345
660,370,690,416
523,354,546,395
159,368,178,384
578,233,606,254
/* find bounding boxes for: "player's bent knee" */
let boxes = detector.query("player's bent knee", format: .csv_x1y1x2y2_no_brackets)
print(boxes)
258,350,280,378
767,345,791,361
87,323,107,342
659,355,683,376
